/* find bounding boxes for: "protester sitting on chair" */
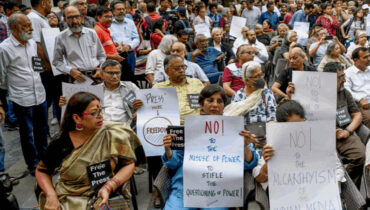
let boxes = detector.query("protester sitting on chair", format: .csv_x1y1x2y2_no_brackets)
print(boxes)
222,45,255,97
254,100,346,193
161,85,258,209
36,92,140,209
317,42,352,72
188,34,224,83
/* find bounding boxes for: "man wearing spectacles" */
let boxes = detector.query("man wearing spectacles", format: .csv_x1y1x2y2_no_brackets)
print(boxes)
59,0,96,30
60,59,142,124
109,0,140,78
232,26,249,54
53,6,106,83
153,54,204,125
153,42,210,86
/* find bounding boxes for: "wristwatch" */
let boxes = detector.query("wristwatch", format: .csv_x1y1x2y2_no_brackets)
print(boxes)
344,127,353,136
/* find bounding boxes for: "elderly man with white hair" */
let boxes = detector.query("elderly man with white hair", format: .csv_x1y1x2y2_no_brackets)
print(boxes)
145,34,177,86
208,27,235,65
232,26,249,54
59,0,96,30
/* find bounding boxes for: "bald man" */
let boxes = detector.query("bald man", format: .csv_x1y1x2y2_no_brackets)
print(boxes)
0,13,48,174
232,26,249,54
53,6,106,82
154,42,210,85
271,47,316,98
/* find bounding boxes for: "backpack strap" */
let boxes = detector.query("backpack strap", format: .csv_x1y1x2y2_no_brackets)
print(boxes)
145,16,152,29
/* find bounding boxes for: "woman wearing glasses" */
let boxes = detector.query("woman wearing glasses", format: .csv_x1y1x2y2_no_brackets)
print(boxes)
35,92,140,209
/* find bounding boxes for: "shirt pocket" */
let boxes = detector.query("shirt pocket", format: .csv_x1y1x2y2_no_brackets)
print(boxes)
88,38,97,58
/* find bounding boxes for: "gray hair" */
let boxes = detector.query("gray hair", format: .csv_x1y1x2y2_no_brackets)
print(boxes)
255,24,263,30
325,42,338,57
158,35,178,54
211,27,222,35
284,30,296,44
7,13,24,32
278,23,288,30
194,34,207,45
354,30,366,44
163,54,184,70
69,0,81,6
242,61,261,81
101,59,121,71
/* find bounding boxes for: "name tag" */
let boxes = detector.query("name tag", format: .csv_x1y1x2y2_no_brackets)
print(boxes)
123,91,136,108
86,160,112,192
167,125,185,150
336,107,352,127
32,56,44,72
187,94,200,109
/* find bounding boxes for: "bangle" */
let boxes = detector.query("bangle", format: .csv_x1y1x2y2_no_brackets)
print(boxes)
103,183,113,194
345,127,353,135
111,177,120,188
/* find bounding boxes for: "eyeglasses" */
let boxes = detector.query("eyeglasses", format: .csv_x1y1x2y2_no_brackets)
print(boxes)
103,15,113,19
66,15,81,20
115,8,126,11
240,51,255,55
172,65,187,71
250,74,265,79
76,2,88,6
83,108,104,118
47,15,58,19
104,71,121,76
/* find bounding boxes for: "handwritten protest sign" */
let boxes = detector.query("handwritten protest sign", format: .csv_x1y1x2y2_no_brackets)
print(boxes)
61,82,104,119
292,71,337,121
41,28,63,76
267,120,341,210
136,88,180,156
194,23,211,38
230,16,247,38
183,115,244,208
293,22,310,46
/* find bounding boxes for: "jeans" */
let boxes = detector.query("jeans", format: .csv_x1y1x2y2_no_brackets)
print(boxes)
13,101,48,171
0,126,4,172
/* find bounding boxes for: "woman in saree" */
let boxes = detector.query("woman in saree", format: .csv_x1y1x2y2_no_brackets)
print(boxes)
160,85,258,209
35,92,141,209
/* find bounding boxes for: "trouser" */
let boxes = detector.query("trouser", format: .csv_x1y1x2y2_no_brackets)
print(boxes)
119,52,136,83
13,101,48,171
41,71,64,123
0,126,4,172
336,134,365,187
147,156,163,181
0,89,17,126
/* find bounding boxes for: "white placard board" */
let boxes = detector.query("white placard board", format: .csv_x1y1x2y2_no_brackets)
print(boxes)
292,71,337,121
61,82,104,119
230,16,247,39
136,88,180,156
183,115,244,208
194,23,211,38
41,28,63,76
267,120,341,209
366,15,370,36
293,22,310,46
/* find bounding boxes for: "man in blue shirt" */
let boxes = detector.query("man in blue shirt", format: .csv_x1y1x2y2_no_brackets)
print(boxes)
188,34,224,83
109,0,140,73
289,3,313,27
258,2,279,29
158,0,170,21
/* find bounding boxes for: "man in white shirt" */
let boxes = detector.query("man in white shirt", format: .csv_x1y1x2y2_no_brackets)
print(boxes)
245,30,269,64
344,47,370,128
154,42,210,85
53,6,106,82
0,14,48,175
232,26,249,54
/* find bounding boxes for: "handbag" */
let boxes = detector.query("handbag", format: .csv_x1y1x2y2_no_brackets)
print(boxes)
244,91,268,141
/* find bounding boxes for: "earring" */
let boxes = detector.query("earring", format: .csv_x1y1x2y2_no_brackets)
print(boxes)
76,123,83,131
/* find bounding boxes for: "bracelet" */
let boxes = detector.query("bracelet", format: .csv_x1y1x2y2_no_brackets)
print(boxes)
103,183,113,194
111,177,120,188
345,127,353,136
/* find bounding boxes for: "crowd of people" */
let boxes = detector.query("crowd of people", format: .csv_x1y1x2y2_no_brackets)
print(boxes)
0,0,369,209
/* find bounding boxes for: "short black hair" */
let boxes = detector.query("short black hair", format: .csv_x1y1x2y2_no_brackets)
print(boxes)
110,0,125,10
209,3,217,10
147,1,156,12
276,100,305,122
177,29,188,37
87,4,97,18
304,3,314,9
352,47,368,60
96,6,112,17
4,1,19,11
31,0,42,7
323,62,343,73
199,84,227,106
267,2,274,8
